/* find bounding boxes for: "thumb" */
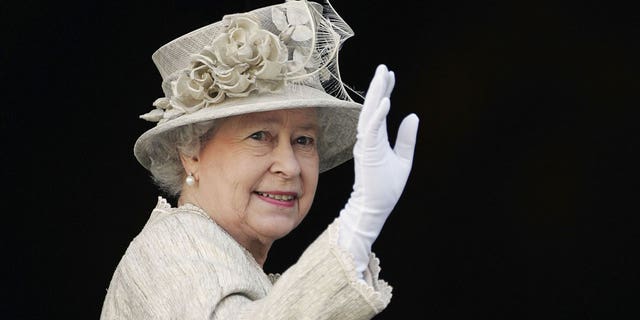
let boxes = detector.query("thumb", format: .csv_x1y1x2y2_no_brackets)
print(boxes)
393,113,419,161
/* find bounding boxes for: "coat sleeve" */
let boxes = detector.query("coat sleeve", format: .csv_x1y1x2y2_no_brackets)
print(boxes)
238,219,393,320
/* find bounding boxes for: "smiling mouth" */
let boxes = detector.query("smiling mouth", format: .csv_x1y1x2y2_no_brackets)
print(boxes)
255,192,296,201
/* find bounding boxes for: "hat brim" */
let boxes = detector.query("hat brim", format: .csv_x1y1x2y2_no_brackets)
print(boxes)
134,85,362,173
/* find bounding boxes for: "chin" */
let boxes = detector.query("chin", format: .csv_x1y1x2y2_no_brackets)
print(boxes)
257,216,299,239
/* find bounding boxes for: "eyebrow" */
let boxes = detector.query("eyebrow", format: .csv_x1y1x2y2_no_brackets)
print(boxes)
296,122,319,132
248,114,319,131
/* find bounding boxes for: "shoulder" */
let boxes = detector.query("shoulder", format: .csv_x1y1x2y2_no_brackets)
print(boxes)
102,211,225,319
111,198,270,289
127,207,222,260
101,200,272,318
119,202,256,277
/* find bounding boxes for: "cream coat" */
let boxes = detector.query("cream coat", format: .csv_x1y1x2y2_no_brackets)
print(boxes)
100,197,392,319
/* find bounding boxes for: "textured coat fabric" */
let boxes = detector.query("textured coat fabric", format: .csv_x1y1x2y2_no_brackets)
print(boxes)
100,197,392,319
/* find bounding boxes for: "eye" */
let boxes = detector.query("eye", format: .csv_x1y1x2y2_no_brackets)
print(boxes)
249,131,268,141
295,136,315,146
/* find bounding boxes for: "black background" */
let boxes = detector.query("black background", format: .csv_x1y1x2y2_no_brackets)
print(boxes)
1,0,638,319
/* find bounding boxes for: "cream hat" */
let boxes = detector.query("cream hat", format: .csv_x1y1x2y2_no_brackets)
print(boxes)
133,0,362,173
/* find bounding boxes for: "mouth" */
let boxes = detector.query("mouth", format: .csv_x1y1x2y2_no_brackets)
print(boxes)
254,191,298,207
255,191,296,201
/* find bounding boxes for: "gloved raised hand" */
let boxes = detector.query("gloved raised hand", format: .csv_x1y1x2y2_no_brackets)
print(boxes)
337,64,420,279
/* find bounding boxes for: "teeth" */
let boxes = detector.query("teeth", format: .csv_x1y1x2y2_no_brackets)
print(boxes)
257,192,295,201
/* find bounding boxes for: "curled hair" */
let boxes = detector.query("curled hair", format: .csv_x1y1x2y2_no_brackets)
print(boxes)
146,120,216,197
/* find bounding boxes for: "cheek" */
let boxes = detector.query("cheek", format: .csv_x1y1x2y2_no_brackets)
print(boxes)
213,160,263,214
303,165,319,191
300,156,319,200
225,157,268,190
201,151,261,196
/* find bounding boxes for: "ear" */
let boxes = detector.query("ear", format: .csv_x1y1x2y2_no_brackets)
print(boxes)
179,153,199,176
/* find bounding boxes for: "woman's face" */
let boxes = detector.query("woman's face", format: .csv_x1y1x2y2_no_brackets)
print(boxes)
188,108,320,245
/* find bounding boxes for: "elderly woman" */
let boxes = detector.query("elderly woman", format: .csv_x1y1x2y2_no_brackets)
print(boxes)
100,1,419,319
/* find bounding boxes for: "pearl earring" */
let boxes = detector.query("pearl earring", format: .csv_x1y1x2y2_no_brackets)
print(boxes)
185,173,196,186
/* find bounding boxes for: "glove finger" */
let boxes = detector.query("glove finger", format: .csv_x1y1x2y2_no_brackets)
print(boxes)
393,113,420,162
358,64,395,132
364,97,391,149
360,65,391,130
383,70,395,99
364,64,390,104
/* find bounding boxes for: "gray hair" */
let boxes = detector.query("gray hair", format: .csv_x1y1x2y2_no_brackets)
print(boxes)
147,120,217,197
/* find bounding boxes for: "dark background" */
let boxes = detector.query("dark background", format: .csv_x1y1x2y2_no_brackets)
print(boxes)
1,0,638,319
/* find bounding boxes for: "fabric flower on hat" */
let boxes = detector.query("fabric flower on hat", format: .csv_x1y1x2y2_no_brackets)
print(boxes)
141,16,289,123
272,2,313,42
272,2,317,77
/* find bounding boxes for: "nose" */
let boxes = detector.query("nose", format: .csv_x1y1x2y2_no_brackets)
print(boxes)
270,139,301,178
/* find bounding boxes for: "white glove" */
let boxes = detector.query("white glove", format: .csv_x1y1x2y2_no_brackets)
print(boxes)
337,64,420,279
